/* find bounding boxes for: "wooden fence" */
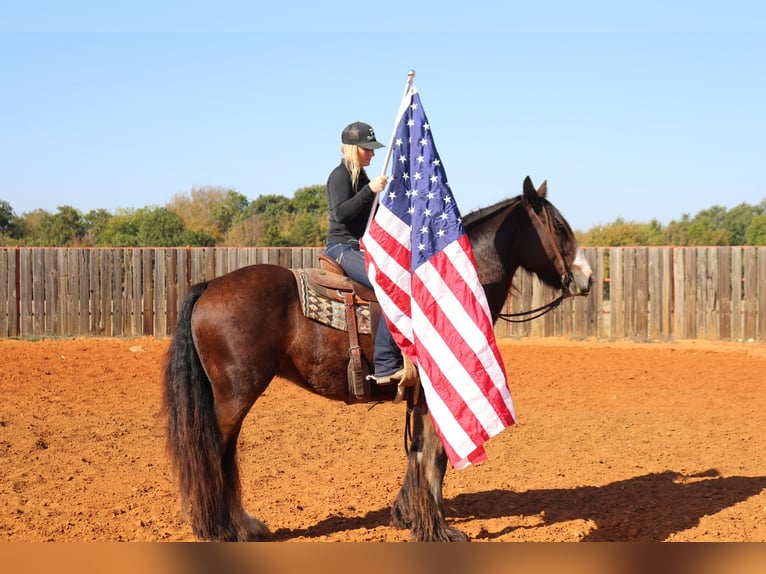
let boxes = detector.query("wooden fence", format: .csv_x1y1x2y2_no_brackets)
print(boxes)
1,246,765,341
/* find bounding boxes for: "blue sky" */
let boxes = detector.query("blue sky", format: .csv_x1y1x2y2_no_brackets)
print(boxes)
1,2,764,232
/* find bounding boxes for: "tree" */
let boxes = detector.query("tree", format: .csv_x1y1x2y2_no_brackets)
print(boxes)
134,207,213,247
291,185,327,215
223,213,267,246
28,206,87,246
745,214,766,245
0,200,22,243
96,210,140,246
168,186,248,243
83,208,113,246
281,211,328,246
580,218,664,246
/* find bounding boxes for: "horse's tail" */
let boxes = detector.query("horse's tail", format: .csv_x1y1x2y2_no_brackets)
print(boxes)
161,282,242,541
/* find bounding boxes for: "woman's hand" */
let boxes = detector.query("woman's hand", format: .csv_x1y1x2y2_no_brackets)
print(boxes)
369,175,389,193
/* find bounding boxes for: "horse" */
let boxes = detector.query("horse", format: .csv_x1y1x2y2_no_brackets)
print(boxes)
161,176,594,542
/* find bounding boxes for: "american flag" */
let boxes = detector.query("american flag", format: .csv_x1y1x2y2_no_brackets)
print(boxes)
361,87,516,468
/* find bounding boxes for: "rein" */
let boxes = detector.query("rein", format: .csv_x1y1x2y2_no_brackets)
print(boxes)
496,293,567,323
496,199,573,323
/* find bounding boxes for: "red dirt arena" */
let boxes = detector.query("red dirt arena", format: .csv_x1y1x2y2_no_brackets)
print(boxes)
1,336,765,542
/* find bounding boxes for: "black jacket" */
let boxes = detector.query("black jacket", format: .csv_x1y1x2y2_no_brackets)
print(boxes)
325,162,375,244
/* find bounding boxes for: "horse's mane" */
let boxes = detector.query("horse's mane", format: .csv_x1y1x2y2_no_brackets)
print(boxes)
462,196,522,229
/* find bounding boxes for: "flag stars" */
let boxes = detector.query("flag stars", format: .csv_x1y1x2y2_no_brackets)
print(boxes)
416,154,425,164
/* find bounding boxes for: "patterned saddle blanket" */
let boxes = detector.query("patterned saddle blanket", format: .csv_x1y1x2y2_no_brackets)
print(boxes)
291,267,375,334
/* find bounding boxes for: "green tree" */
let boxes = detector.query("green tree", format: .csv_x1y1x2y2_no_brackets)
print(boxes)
744,214,766,245
0,200,22,243
223,213,267,246
282,211,328,246
28,206,87,246
96,210,140,246
134,207,213,247
247,194,294,246
83,208,113,245
291,185,327,214
580,218,664,246
211,189,249,235
168,186,249,243
722,203,761,245
684,206,731,245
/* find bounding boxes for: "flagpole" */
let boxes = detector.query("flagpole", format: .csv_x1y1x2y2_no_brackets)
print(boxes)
364,69,416,233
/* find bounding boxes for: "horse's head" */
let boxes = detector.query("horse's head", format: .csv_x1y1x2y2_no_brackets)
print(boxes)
520,176,593,297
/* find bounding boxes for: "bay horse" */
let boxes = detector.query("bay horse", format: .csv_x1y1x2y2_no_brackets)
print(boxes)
162,176,593,542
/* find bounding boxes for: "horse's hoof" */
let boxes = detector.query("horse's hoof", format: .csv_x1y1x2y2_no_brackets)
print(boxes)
244,513,271,541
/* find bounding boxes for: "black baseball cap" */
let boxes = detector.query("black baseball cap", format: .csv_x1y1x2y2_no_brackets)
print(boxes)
341,121,384,150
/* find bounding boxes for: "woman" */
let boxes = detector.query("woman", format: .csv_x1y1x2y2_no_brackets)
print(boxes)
325,121,403,383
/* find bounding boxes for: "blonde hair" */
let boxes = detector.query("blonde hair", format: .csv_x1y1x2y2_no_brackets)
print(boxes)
341,144,367,189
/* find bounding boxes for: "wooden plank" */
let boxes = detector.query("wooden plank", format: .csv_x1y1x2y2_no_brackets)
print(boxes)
0,249,7,336
112,249,124,336
45,249,60,336
758,247,766,341
18,249,32,336
594,247,606,338
730,247,743,341
635,247,648,339
684,248,697,339
55,249,66,335
717,247,732,340
743,247,757,340
611,248,624,339
660,247,673,340
677,248,687,340
76,249,89,335
154,249,167,336
32,250,44,335
647,248,660,340
86,250,98,335
142,249,154,335
166,248,178,335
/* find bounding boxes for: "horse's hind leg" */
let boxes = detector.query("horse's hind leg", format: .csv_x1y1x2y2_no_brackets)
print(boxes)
217,418,270,541
391,401,468,542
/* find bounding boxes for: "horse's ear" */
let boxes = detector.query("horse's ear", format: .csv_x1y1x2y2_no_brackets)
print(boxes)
523,176,544,210
538,180,548,199
523,176,536,202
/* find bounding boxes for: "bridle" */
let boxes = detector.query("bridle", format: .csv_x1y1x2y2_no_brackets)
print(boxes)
496,199,574,324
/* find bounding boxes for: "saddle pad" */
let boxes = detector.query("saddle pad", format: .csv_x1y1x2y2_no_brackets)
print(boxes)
293,270,371,334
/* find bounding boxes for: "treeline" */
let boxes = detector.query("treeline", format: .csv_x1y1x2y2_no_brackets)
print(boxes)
0,185,329,247
577,200,766,246
1,185,765,247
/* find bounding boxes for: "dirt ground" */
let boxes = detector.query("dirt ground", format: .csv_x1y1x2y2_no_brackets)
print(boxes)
1,335,765,543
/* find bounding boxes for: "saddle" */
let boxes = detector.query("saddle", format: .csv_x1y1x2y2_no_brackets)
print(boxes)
291,255,383,404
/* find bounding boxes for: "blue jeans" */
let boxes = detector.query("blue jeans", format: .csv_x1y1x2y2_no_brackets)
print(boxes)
326,243,402,377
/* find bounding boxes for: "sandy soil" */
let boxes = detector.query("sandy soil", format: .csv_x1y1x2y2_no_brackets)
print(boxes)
1,336,764,542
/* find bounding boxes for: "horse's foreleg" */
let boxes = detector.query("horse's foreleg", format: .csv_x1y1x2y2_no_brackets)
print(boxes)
391,403,468,542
